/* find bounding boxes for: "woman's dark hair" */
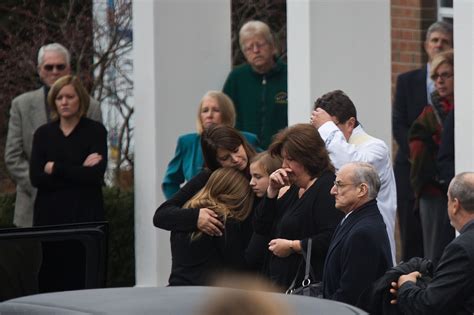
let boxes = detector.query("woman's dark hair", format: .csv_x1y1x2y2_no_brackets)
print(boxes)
269,123,334,178
201,124,256,172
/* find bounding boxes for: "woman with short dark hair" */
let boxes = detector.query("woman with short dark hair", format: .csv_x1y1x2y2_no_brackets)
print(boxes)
253,123,343,289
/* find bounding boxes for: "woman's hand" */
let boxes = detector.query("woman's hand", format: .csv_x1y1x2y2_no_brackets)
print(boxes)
197,208,224,237
267,168,292,198
268,238,294,257
44,161,54,174
83,153,102,167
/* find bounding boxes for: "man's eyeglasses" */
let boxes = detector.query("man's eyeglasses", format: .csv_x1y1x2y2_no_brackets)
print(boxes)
431,72,453,81
243,41,268,53
43,64,67,72
333,180,355,190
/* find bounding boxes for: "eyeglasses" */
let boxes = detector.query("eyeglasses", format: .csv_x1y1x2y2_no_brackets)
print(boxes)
432,72,453,81
243,41,268,53
333,180,356,190
43,64,67,72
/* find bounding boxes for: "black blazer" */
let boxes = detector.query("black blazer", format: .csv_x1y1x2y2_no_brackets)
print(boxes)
322,199,393,307
397,221,474,315
392,67,429,166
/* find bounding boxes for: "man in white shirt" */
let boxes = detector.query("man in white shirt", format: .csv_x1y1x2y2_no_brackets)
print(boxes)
311,90,397,264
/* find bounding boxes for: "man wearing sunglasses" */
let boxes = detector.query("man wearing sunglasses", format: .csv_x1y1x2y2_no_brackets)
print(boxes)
5,43,102,227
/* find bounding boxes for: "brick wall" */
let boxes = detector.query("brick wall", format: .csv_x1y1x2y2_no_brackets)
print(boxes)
390,0,437,158
391,0,437,96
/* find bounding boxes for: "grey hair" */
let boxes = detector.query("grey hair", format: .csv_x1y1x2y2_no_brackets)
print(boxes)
426,21,453,41
448,172,474,213
350,162,381,200
37,43,71,66
239,20,275,51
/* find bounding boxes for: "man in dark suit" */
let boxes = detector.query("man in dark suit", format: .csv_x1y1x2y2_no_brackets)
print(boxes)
323,162,392,308
392,21,452,261
390,172,474,315
4,43,102,227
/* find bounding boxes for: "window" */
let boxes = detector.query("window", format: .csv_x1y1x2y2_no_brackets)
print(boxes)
438,0,453,23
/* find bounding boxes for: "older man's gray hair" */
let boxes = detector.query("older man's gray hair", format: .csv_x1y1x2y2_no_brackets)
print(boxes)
449,172,474,213
37,43,71,66
350,162,381,200
426,21,453,40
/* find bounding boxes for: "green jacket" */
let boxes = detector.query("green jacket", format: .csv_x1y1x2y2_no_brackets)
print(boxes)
223,59,288,148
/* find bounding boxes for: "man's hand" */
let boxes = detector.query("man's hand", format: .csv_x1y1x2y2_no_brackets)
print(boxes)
197,208,224,236
268,238,293,257
44,161,54,174
389,281,399,304
310,108,332,129
390,271,421,304
398,271,421,287
83,153,102,167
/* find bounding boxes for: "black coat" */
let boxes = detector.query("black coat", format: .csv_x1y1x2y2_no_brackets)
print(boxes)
30,118,107,226
154,170,256,285
253,171,342,289
322,199,393,308
392,67,429,167
360,257,434,315
437,109,455,190
397,221,474,315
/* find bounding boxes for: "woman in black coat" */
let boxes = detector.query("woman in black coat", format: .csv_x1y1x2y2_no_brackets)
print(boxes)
168,167,255,285
154,125,258,285
253,124,343,289
30,75,107,226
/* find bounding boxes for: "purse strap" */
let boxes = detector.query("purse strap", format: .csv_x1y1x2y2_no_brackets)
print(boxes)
286,238,316,293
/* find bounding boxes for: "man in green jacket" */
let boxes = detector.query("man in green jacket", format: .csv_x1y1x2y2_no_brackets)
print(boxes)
223,20,287,149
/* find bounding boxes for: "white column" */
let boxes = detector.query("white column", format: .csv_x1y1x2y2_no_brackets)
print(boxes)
287,0,311,123
287,0,392,146
133,0,231,286
453,1,474,173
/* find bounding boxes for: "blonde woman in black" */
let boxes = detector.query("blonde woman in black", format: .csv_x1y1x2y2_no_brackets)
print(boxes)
167,167,254,286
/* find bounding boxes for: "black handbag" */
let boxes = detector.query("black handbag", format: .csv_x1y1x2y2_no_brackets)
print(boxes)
285,239,323,297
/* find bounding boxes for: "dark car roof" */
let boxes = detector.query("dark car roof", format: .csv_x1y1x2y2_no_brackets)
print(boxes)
0,286,367,315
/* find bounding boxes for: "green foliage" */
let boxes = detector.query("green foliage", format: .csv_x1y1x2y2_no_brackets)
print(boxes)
0,193,15,228
0,187,135,287
103,187,135,287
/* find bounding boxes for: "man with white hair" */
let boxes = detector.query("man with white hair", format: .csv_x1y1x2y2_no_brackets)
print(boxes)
5,43,102,227
223,20,287,149
323,162,392,309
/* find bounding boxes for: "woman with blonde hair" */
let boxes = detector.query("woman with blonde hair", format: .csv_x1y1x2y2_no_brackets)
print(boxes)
250,151,282,198
167,167,254,286
162,91,260,199
30,75,107,226
408,49,455,266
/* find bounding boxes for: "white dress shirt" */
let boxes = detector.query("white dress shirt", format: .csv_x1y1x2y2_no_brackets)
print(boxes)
318,122,397,264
